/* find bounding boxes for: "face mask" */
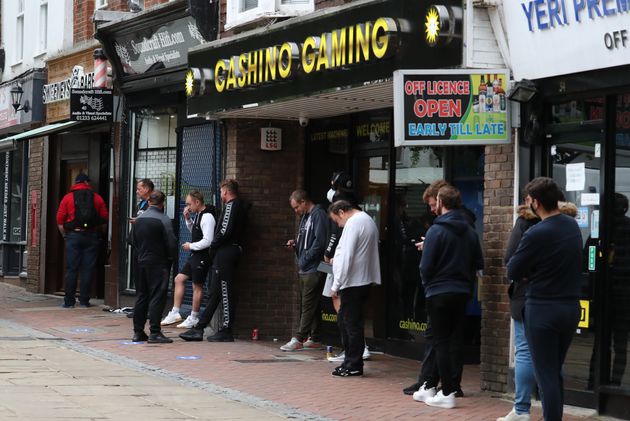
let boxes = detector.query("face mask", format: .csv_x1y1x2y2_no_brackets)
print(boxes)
327,189,336,203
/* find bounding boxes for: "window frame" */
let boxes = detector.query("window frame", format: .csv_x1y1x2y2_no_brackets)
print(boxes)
37,0,49,56
95,0,108,10
225,0,314,31
15,3,25,64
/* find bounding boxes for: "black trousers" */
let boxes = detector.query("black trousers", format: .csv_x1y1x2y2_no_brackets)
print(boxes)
133,263,170,334
417,315,465,389
197,245,241,331
426,292,469,395
338,285,371,371
525,300,580,421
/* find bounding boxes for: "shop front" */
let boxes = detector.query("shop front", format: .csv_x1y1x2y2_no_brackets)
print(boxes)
30,46,116,303
0,70,45,281
504,2,630,418
95,1,221,307
184,0,508,356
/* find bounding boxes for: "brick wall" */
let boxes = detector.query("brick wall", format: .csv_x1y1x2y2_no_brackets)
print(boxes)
480,142,515,392
26,139,46,293
224,119,305,340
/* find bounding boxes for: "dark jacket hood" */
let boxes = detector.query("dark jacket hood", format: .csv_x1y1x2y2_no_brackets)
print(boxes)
434,209,471,235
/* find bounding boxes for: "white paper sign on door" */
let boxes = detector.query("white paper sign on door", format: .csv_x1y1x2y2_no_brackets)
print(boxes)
566,163,585,192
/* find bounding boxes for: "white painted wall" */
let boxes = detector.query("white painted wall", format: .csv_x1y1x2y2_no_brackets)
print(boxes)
1,0,73,82
470,6,506,69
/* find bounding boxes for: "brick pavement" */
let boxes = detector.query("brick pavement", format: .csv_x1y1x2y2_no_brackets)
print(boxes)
0,283,601,420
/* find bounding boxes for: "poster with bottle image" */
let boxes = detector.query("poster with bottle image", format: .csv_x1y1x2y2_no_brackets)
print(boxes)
393,69,510,146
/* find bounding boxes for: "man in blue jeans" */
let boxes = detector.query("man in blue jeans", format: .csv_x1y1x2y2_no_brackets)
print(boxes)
507,177,582,421
56,173,108,308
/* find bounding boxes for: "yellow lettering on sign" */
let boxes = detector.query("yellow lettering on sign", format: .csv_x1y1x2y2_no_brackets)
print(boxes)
316,33,330,71
579,300,590,328
372,17,392,59
355,22,371,63
278,42,296,79
247,50,258,85
214,60,227,92
225,57,237,90
301,37,318,74
331,28,346,68
265,46,278,82
237,54,247,88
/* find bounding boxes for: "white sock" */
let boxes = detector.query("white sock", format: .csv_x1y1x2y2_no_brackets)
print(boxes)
191,311,199,318
172,307,180,314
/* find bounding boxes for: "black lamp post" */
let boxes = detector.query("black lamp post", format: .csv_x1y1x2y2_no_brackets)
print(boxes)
10,84,30,113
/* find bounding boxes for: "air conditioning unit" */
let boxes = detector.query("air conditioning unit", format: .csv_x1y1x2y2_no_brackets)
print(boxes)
225,0,314,31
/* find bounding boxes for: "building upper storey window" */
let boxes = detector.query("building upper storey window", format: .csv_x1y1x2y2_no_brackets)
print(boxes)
38,0,48,54
226,0,314,31
15,0,25,63
96,0,107,9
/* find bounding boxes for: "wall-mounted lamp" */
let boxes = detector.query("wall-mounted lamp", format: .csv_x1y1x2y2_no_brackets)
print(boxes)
508,79,538,103
10,84,30,113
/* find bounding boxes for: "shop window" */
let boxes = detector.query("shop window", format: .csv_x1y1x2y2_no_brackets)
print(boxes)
9,144,25,243
126,108,178,290
225,0,314,30
389,146,444,340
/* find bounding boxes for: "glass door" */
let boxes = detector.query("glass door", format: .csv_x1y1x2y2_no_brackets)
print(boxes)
355,150,389,340
546,98,605,407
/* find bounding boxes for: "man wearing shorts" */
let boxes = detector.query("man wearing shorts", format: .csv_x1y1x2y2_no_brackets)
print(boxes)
161,190,216,328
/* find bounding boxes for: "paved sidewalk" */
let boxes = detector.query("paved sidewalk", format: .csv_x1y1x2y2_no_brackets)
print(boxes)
0,320,286,420
0,283,608,420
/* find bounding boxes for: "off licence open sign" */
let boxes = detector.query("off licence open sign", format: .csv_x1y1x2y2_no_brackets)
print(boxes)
394,69,510,146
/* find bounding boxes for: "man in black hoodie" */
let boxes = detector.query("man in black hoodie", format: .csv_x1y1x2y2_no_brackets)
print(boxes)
180,179,249,343
419,185,484,409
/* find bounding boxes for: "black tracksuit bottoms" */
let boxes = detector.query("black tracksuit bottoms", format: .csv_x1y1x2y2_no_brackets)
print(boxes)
133,263,170,334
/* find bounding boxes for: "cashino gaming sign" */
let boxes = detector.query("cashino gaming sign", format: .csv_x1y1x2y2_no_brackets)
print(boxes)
186,0,463,115
394,69,510,146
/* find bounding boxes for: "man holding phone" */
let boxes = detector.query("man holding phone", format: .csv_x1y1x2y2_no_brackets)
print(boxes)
280,190,329,351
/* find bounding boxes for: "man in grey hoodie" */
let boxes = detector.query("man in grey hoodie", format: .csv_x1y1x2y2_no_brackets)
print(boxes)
281,190,330,351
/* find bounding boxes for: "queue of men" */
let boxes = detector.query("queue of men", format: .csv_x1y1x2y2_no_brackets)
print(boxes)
60,171,580,419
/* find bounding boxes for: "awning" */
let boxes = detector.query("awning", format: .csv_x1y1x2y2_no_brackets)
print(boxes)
0,121,82,152
11,121,82,141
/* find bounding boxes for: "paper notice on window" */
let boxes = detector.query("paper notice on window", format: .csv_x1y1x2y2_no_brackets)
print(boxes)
581,193,600,206
566,163,585,192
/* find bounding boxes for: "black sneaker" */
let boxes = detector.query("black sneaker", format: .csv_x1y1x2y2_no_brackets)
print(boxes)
179,327,204,341
206,329,234,342
454,388,464,398
147,332,173,344
403,382,422,395
132,331,148,342
332,367,363,377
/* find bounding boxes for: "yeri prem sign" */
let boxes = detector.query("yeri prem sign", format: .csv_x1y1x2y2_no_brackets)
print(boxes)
503,0,630,80
394,69,510,146
186,0,464,115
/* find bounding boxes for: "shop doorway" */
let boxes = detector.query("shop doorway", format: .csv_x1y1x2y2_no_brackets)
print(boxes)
544,98,605,408
45,133,107,301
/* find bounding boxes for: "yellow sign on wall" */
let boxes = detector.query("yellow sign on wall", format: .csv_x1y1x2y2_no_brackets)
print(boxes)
579,300,590,328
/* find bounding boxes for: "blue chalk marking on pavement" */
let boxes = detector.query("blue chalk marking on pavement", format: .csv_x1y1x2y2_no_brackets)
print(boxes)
120,341,144,345
70,327,96,333
176,356,202,360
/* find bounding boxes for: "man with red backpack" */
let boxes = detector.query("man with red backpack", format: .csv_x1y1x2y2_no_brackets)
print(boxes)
56,173,108,308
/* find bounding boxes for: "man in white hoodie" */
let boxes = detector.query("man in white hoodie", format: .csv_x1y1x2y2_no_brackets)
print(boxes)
329,200,381,377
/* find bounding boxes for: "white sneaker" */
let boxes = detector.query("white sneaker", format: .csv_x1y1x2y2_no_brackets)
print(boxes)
280,337,303,351
362,345,371,360
497,409,530,421
327,351,345,362
160,310,182,326
424,390,456,409
176,315,199,329
412,382,437,402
